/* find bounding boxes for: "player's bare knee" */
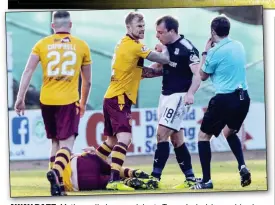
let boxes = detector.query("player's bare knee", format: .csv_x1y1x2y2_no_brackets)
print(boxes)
170,131,184,148
170,137,184,148
198,130,211,141
51,139,60,156
156,131,170,143
51,144,59,151
170,139,183,148
59,135,75,151
105,136,117,148
224,130,236,138
116,132,132,146
52,139,59,147
52,138,58,143
157,133,169,143
118,138,132,146
157,126,173,143
223,126,236,138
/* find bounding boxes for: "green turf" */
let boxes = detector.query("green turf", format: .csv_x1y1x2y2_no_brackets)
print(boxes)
10,159,267,197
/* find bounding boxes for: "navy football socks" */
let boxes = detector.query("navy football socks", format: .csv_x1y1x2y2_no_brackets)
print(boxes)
227,134,245,170
174,143,195,178
151,141,170,180
198,141,212,182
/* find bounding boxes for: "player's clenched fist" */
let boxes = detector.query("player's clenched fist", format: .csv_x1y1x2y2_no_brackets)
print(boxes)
155,43,166,52
152,43,167,69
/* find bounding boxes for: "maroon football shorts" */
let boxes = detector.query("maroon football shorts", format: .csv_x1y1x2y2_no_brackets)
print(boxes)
103,94,133,137
40,101,80,140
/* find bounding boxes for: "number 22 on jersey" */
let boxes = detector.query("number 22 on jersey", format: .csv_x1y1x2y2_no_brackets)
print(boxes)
47,50,77,76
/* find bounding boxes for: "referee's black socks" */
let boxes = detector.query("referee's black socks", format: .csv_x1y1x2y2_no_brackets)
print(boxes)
174,143,195,178
198,141,212,182
151,141,170,180
227,133,245,171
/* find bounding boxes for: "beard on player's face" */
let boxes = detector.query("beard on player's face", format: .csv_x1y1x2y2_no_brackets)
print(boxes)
127,18,145,40
130,27,144,39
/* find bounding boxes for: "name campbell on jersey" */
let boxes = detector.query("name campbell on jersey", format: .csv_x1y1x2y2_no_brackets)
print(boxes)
32,33,92,105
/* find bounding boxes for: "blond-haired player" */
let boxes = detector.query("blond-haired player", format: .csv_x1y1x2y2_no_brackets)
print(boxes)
95,11,170,190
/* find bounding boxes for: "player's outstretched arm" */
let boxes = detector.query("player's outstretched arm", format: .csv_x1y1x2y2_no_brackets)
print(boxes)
146,49,170,64
14,54,39,115
80,64,91,117
141,63,163,78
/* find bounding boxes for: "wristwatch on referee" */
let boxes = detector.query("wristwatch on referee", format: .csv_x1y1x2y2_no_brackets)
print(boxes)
202,51,207,56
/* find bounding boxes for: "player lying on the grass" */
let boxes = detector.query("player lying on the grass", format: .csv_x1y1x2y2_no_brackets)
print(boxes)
46,146,158,196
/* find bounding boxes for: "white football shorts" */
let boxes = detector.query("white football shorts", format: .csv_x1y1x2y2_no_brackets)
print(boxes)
157,92,190,131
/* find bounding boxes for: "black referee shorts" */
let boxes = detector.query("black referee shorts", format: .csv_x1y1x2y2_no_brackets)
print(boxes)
200,90,250,137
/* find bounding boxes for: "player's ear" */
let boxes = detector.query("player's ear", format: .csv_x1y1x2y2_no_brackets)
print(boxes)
69,21,72,29
211,29,216,36
126,24,131,32
51,23,55,30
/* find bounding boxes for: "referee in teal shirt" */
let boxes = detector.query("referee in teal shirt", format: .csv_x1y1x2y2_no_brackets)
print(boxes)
191,16,251,190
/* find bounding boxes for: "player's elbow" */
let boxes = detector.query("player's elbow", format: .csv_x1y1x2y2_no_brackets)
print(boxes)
22,67,35,79
85,82,92,88
199,70,209,81
160,55,170,64
147,52,169,64
200,75,208,81
82,80,91,88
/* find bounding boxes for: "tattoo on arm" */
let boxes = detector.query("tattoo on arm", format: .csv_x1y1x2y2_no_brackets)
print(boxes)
141,66,163,78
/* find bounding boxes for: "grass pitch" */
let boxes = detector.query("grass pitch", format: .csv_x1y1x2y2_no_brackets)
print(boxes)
10,159,267,197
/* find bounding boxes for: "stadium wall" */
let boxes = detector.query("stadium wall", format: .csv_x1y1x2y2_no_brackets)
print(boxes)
6,9,265,110
9,103,266,161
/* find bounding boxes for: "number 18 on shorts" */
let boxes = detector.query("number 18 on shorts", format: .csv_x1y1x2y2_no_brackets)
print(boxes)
158,93,188,132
